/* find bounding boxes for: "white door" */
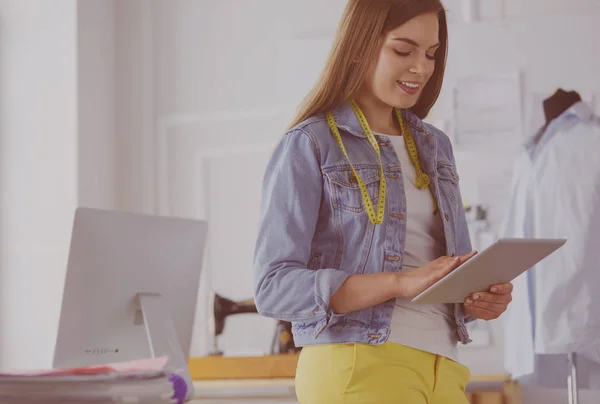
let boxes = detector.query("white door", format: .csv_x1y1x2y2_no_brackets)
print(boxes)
116,0,345,357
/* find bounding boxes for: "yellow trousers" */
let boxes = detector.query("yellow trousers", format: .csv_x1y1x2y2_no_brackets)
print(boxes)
295,342,471,404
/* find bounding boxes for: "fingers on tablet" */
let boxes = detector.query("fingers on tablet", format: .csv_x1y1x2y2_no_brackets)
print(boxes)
458,250,477,264
490,282,513,294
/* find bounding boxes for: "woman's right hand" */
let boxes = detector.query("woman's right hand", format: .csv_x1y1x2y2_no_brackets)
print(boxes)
397,252,478,298
329,251,478,315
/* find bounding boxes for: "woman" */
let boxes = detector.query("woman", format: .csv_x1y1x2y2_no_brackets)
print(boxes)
253,0,513,403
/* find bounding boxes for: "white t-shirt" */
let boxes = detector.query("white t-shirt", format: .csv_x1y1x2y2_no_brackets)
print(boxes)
379,133,459,361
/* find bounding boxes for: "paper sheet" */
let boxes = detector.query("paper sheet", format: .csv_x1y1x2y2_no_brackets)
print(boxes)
0,356,168,377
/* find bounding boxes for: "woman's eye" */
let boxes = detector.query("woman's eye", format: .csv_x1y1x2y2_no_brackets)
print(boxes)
394,49,435,60
394,50,411,57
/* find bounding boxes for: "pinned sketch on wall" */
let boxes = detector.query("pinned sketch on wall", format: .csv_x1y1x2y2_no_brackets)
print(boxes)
452,72,523,149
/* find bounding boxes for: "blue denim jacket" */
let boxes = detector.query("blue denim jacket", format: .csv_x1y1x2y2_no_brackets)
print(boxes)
253,101,473,346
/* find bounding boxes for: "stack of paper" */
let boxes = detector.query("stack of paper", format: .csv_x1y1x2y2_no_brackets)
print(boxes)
0,357,183,404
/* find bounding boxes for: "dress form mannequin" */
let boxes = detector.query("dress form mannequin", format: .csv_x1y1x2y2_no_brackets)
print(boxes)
543,89,582,123
534,89,582,144
541,88,582,404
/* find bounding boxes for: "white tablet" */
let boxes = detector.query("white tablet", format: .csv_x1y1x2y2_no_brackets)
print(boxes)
411,238,567,304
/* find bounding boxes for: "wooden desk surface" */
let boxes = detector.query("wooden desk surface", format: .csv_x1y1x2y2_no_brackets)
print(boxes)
191,379,297,403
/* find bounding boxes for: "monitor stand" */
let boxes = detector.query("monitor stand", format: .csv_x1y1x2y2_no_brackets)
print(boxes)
135,293,195,401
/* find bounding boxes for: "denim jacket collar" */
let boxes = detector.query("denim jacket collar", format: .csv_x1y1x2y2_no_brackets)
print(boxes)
330,100,438,174
330,100,431,137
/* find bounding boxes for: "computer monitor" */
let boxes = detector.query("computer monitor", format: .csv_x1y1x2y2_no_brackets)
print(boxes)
53,207,208,400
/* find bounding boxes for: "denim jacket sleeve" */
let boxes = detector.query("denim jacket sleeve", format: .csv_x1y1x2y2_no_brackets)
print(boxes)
450,154,473,257
449,139,477,323
431,125,476,324
253,128,352,324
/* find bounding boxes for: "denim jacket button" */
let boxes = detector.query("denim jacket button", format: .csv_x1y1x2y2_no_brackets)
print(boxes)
444,213,450,221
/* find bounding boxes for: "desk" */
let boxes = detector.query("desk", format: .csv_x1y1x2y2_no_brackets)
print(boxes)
191,379,296,403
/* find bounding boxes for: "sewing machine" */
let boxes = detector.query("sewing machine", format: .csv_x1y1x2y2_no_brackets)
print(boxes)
208,292,301,356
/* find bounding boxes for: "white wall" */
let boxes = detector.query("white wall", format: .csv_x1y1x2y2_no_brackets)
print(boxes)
77,0,117,209
0,0,117,371
0,0,78,370
114,0,155,214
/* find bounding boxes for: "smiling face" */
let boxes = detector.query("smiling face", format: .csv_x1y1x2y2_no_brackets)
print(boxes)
363,12,441,110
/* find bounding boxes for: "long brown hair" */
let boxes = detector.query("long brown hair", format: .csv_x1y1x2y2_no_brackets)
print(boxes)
289,0,448,129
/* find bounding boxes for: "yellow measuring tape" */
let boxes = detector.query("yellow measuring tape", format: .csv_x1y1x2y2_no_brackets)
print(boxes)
326,100,434,225
394,108,431,190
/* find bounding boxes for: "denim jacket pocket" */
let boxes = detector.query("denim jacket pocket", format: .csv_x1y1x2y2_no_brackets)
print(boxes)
436,159,460,205
325,166,382,214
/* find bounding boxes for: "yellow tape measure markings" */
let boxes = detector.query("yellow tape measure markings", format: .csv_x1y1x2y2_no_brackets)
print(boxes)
326,100,437,225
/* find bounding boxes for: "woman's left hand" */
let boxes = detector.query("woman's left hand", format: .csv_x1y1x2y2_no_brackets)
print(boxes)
464,282,513,321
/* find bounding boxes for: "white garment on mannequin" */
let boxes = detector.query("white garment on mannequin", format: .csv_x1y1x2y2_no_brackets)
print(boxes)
501,101,600,388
